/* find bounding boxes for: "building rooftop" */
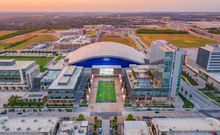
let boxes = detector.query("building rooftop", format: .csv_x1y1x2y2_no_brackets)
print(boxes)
202,44,220,52
48,66,83,90
41,70,60,83
0,59,35,70
124,121,149,135
152,40,178,52
66,42,147,65
0,116,59,134
57,121,88,135
126,65,163,89
152,117,220,132
205,72,220,83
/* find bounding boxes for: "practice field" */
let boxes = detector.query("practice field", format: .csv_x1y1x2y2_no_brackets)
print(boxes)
138,34,217,48
101,35,136,48
0,56,52,72
96,80,116,103
0,29,57,50
8,35,57,50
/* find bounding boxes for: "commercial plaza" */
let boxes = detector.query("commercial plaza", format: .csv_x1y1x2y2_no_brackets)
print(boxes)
0,41,184,104
1,41,220,135
63,41,185,104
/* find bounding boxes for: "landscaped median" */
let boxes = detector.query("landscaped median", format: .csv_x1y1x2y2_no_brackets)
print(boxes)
4,95,47,108
181,71,198,86
178,93,194,108
199,84,220,105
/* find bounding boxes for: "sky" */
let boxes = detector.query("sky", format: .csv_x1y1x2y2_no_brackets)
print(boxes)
0,0,220,12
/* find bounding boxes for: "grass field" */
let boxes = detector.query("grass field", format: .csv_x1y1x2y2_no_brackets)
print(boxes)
8,35,57,50
0,31,17,36
0,29,57,50
0,34,57,50
96,80,116,103
138,34,217,48
136,29,188,34
101,35,136,48
179,93,194,108
0,56,52,72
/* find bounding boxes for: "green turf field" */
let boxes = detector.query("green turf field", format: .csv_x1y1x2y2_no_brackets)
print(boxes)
96,80,116,103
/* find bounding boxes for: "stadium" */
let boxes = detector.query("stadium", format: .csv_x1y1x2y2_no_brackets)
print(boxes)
64,42,148,111
65,42,147,67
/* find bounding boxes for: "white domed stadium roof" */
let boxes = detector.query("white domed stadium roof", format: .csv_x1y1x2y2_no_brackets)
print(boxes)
66,42,147,65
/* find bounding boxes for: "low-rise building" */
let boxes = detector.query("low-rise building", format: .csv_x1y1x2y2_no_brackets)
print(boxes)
48,66,83,102
0,116,60,135
40,70,60,91
0,59,40,91
124,121,149,135
150,117,220,135
125,65,170,102
57,121,88,135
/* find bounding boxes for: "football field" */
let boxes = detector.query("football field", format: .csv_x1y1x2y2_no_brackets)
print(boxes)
96,80,116,103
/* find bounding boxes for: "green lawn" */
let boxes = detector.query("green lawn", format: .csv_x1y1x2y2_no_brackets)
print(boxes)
179,93,194,108
182,72,198,86
101,35,136,48
199,84,220,104
96,80,116,103
136,29,188,34
138,34,217,48
0,56,52,72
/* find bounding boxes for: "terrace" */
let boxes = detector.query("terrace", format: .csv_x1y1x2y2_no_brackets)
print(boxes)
126,65,163,89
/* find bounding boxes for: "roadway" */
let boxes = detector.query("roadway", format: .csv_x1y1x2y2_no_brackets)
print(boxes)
181,81,219,110
128,29,148,57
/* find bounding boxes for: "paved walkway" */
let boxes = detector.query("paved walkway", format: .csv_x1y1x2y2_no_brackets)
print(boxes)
173,95,185,111
102,120,110,135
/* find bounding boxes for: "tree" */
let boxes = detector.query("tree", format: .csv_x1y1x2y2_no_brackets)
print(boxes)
126,114,135,121
77,114,85,121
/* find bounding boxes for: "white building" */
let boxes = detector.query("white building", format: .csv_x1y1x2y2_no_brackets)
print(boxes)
149,40,184,98
0,116,59,135
0,59,40,91
150,117,220,135
57,121,88,135
124,121,149,135
48,66,83,102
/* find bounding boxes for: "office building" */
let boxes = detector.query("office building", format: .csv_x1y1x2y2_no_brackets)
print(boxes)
0,59,40,91
196,44,220,72
48,66,83,102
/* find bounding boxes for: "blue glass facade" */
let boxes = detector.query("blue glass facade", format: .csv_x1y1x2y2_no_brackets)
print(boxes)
71,57,140,68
